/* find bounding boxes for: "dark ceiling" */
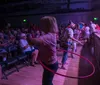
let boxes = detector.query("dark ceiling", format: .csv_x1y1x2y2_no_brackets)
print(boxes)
0,0,89,5
0,0,99,17
0,0,28,5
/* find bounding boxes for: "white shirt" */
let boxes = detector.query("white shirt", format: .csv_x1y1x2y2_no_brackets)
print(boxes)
91,23,96,32
61,28,74,43
67,28,74,38
20,39,34,53
65,28,74,44
85,26,90,34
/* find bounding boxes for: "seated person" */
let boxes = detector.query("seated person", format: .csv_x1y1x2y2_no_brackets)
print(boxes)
20,33,39,66
0,33,8,61
7,35,18,56
8,35,18,47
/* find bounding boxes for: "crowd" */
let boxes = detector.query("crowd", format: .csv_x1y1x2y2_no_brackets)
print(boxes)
58,20,100,69
0,25,43,64
0,20,100,65
0,17,100,84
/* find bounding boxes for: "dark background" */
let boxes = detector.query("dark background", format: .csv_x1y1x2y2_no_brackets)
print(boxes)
0,0,100,28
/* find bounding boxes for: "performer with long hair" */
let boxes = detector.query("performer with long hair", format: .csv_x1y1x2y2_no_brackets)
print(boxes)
28,16,59,85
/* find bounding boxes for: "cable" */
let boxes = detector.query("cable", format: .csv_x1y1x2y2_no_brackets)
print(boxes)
39,49,95,79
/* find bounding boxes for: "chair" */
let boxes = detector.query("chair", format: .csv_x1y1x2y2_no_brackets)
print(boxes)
3,46,19,78
4,57,19,72
25,51,33,65
0,62,8,79
16,54,29,66
15,45,30,66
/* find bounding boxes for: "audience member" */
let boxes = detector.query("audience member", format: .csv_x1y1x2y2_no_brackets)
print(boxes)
20,33,39,66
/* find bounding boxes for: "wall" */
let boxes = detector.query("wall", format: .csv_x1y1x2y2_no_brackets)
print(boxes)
5,10,100,27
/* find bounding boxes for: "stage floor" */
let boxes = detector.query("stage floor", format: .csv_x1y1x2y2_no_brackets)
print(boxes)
0,43,100,85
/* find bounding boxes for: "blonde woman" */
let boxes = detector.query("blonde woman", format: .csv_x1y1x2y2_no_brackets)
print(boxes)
28,16,58,85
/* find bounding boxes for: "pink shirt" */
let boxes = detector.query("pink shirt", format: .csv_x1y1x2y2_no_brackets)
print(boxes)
38,33,57,65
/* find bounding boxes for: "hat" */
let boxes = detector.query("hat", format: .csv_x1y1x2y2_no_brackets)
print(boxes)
21,33,26,37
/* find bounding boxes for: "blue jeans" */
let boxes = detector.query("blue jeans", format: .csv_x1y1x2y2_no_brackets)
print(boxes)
42,61,58,85
62,48,68,65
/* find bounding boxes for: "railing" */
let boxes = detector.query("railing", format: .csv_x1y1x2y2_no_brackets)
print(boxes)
92,33,100,71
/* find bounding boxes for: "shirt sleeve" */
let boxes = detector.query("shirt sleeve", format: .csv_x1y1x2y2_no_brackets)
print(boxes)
31,36,45,46
68,28,74,38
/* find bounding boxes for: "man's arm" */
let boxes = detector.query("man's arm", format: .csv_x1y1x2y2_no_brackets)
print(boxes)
70,37,83,45
68,29,83,45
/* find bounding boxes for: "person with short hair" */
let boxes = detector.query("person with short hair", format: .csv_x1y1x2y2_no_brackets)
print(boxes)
90,21,96,33
20,33,39,66
60,23,83,69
